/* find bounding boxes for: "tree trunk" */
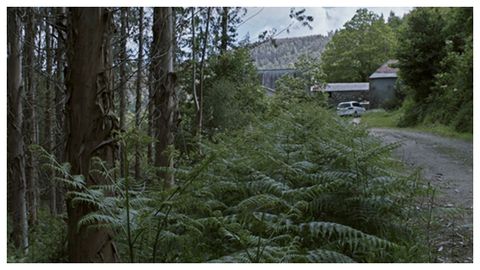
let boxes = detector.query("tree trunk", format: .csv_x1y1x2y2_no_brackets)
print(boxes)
24,7,39,225
134,7,144,180
152,7,177,189
8,7,29,252
65,7,119,262
197,8,211,140
54,7,67,215
147,65,153,167
43,11,56,216
191,8,200,136
220,7,229,54
119,7,127,177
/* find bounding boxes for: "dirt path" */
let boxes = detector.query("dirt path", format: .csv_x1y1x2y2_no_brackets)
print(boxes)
369,128,473,262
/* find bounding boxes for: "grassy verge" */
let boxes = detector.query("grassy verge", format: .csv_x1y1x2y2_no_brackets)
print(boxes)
361,110,472,141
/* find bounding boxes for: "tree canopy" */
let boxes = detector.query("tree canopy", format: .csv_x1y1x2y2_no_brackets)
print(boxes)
320,8,396,82
396,7,473,132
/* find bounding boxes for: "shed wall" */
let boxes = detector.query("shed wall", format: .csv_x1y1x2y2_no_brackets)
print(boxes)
369,77,396,108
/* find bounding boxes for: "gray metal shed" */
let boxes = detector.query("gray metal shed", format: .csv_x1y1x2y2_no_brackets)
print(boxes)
369,60,399,108
311,83,369,105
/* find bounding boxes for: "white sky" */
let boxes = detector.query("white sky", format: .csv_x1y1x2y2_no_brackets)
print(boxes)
237,7,413,41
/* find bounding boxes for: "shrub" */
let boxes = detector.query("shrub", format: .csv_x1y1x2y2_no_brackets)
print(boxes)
139,101,429,262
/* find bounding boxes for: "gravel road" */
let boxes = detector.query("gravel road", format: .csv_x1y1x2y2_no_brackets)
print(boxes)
369,127,473,262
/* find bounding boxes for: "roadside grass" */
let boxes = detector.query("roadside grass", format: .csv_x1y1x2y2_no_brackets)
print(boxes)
361,110,473,141
361,109,473,262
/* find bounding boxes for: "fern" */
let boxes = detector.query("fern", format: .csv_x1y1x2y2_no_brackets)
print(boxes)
26,101,431,262
299,221,396,250
234,194,291,213
283,249,355,263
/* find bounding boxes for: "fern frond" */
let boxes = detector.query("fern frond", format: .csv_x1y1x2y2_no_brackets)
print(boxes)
209,250,253,263
77,212,119,230
234,194,291,213
282,249,355,263
358,142,400,162
306,249,355,263
195,216,222,228
299,221,396,251
69,191,102,208
247,173,290,196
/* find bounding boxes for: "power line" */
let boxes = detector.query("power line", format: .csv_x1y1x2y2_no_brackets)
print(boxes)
237,7,264,28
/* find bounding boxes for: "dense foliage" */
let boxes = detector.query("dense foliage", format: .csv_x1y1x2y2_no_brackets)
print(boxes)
396,7,473,132
320,9,397,82
202,49,268,132
177,47,268,157
17,98,436,263
274,54,327,105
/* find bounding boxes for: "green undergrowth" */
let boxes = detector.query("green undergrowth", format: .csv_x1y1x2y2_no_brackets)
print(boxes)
361,110,472,141
7,209,67,262
121,102,433,262
16,102,436,262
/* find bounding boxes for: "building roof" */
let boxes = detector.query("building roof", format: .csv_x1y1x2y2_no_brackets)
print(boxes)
312,82,369,92
369,60,399,79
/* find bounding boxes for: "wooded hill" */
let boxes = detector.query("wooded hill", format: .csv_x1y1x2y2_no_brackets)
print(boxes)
250,33,332,69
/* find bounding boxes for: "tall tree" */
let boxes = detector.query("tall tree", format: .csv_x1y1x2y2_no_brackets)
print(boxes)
8,7,29,252
212,7,245,54
147,62,154,166
320,8,396,82
44,9,56,216
396,8,472,131
65,7,119,262
197,7,211,140
152,7,177,189
134,7,144,180
220,7,229,54
191,7,199,123
396,8,446,103
24,7,39,225
54,7,67,214
119,7,128,176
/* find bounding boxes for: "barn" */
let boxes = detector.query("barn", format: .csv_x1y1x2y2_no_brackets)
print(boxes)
369,60,399,108
310,83,369,107
310,60,399,109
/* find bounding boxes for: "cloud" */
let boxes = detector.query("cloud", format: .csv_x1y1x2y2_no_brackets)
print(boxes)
237,7,412,40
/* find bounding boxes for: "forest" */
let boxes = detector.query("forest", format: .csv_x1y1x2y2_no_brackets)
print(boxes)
250,33,332,69
6,7,472,263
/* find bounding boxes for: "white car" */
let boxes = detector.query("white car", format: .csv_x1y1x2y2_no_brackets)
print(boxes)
336,101,366,117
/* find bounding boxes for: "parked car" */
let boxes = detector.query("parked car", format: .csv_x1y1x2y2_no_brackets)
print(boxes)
336,101,366,117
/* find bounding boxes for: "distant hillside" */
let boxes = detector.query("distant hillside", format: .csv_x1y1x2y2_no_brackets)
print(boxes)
250,33,333,69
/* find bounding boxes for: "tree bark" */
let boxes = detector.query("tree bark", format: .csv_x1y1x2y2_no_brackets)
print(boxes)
8,7,29,252
134,7,144,180
191,8,200,135
197,8,211,140
65,7,119,262
54,7,67,214
24,7,39,225
43,10,56,216
147,64,153,166
152,7,177,189
119,7,127,177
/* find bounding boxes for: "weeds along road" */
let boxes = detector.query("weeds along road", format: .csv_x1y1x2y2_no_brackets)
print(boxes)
369,127,473,262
